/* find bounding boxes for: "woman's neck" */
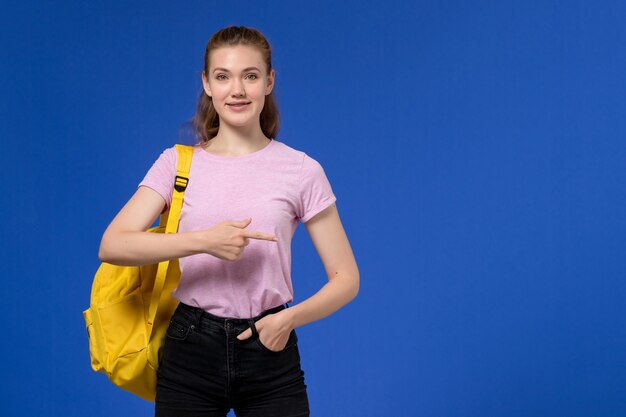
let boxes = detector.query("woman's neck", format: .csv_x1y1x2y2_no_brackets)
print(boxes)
203,124,271,157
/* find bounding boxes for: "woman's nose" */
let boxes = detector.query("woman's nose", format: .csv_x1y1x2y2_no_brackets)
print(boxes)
232,79,245,96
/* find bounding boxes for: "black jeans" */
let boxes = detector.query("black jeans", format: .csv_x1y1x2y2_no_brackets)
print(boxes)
155,302,310,417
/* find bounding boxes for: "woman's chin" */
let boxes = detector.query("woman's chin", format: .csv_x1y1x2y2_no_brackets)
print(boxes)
220,115,260,128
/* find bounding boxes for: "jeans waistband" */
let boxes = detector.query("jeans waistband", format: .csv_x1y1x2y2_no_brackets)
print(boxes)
176,301,289,326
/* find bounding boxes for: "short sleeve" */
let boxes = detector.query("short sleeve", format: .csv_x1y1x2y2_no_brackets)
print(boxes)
137,146,178,214
297,154,337,223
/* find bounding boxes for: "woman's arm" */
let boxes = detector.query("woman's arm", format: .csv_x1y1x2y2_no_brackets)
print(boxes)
99,186,278,266
98,186,207,266
284,202,360,329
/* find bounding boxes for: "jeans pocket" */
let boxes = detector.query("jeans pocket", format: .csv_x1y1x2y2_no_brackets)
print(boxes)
255,329,298,353
165,317,194,341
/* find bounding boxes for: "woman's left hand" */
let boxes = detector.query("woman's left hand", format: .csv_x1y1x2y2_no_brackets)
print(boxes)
236,310,293,352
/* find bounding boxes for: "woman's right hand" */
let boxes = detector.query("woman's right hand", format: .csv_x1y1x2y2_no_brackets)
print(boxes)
199,217,278,261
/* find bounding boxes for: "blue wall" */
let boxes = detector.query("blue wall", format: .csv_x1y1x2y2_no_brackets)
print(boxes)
2,1,625,416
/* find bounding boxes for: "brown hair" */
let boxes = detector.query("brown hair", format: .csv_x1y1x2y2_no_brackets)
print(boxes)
192,25,280,145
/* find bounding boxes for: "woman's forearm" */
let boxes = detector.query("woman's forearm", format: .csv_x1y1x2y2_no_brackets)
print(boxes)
98,230,206,266
284,274,359,329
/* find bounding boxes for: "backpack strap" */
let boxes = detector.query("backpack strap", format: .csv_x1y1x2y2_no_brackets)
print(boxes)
146,144,194,339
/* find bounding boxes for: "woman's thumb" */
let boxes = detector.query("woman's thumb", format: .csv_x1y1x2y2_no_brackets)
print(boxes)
228,217,251,228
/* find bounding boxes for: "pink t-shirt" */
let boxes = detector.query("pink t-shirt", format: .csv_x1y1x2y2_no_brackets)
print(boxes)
137,139,336,318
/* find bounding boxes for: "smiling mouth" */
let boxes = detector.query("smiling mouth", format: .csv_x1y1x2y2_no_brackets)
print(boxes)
228,102,251,107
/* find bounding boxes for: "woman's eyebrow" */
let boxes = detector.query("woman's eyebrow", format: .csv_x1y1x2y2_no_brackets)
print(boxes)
213,67,261,73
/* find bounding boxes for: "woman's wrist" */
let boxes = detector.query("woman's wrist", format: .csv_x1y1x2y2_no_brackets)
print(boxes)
186,229,213,256
281,306,299,330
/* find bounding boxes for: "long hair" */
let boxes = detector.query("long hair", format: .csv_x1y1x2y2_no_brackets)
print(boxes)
192,25,280,145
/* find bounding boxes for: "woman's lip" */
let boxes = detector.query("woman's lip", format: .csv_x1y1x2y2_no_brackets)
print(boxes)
227,102,250,111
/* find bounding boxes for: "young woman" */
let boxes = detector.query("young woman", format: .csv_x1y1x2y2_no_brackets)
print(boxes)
98,25,359,417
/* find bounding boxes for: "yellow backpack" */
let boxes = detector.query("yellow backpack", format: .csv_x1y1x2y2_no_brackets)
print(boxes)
83,144,193,402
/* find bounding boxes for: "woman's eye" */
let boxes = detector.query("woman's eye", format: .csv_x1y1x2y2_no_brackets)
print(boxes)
215,74,257,81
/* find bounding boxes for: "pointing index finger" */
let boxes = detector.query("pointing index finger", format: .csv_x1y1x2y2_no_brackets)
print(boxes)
243,230,278,241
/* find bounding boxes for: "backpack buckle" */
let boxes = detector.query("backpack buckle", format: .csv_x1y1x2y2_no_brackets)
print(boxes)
174,175,189,192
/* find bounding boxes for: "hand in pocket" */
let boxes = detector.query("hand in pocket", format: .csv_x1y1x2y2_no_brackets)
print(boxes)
236,311,293,352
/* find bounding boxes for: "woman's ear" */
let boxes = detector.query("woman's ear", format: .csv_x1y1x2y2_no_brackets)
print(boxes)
202,71,212,97
266,68,275,95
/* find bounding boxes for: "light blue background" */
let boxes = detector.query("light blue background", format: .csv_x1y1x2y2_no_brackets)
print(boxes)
2,1,625,416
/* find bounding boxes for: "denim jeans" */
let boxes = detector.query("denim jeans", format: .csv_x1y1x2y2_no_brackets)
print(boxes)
155,301,310,417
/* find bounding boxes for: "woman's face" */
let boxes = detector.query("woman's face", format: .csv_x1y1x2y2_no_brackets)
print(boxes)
202,45,274,130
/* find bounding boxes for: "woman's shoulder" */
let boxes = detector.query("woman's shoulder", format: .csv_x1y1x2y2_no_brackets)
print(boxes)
272,139,317,163
158,142,200,159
